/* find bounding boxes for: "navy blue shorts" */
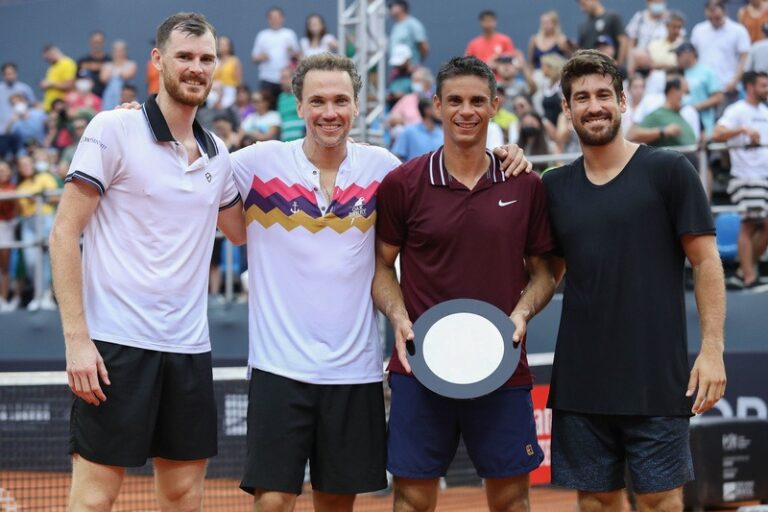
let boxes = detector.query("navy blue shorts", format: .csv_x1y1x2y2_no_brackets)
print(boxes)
387,373,543,479
551,410,694,494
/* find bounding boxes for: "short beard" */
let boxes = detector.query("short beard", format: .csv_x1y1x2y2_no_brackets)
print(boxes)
574,115,622,146
162,70,211,108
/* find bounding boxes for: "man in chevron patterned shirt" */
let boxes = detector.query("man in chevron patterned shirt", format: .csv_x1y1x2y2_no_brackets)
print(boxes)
232,53,531,511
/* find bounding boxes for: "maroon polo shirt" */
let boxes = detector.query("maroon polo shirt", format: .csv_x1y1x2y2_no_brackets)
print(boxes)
377,146,555,387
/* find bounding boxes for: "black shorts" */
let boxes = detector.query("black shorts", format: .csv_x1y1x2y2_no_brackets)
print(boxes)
240,369,387,495
70,340,218,467
551,410,694,494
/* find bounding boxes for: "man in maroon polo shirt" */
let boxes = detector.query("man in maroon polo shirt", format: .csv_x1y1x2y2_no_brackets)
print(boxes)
372,56,557,512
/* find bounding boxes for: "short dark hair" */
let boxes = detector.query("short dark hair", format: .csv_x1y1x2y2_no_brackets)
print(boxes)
436,56,497,99
705,0,725,11
121,83,137,94
41,44,55,53
155,12,216,52
664,78,683,95
1,62,17,73
667,10,686,24
267,6,284,17
479,10,497,20
417,98,432,119
743,70,768,89
292,53,362,101
389,0,409,12
560,49,623,106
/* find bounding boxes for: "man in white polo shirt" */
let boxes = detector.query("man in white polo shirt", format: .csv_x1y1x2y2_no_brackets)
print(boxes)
251,6,299,100
49,12,244,510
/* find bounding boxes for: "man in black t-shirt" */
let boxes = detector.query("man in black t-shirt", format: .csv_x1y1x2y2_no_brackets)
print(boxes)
76,31,111,98
543,50,726,512
577,0,628,66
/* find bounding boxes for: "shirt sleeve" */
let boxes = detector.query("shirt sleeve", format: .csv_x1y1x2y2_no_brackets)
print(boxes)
625,11,641,39
218,152,240,210
665,153,715,237
65,111,123,195
525,174,556,256
252,33,263,57
412,18,427,43
737,25,752,54
375,166,409,247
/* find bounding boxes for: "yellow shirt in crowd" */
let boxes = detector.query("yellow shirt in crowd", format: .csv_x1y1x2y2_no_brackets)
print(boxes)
17,173,59,218
43,57,77,111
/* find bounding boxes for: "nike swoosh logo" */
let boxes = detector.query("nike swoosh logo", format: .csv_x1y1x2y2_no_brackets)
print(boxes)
498,200,518,207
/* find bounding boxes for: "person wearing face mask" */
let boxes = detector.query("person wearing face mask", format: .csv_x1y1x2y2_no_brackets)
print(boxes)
626,0,671,52
65,73,102,118
5,93,47,151
15,153,59,311
0,63,36,158
387,66,434,135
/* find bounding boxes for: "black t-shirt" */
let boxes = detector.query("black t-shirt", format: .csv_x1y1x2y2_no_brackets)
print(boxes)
542,145,715,416
77,54,111,97
578,11,625,50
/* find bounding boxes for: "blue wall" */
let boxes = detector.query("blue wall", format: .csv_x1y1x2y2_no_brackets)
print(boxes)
1,0,713,101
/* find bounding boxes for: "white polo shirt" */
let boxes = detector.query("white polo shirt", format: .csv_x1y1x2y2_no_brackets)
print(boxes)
66,96,240,353
231,140,400,384
717,100,768,179
251,27,299,84
691,18,751,85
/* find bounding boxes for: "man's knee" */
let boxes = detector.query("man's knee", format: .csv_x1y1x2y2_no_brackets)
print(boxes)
577,490,624,512
154,458,206,512
393,477,439,512
69,455,124,512
485,475,530,512
636,488,683,512
253,490,296,512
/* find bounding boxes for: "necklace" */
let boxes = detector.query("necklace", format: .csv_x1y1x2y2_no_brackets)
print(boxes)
321,183,334,203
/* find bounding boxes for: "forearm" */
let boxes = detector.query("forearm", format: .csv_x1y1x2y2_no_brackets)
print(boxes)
695,93,723,112
372,260,409,323
693,255,726,353
50,231,89,343
711,125,744,142
628,126,664,144
511,255,556,321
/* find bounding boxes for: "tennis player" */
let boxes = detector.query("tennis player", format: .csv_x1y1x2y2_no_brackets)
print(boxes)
373,56,557,512
50,12,244,510
543,49,726,511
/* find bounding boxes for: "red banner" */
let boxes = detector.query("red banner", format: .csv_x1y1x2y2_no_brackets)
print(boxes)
531,384,552,485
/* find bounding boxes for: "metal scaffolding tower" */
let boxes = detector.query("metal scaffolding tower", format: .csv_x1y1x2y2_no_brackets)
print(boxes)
338,0,387,144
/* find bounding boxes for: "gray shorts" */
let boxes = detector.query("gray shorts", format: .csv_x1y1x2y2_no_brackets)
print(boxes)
551,410,694,494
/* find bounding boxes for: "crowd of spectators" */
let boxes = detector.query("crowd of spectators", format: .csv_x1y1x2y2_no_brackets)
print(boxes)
2,0,768,311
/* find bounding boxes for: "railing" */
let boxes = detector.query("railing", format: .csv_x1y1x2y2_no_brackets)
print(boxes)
0,141,747,306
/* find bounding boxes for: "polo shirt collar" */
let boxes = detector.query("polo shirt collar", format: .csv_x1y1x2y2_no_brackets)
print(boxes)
142,95,219,157
428,146,505,187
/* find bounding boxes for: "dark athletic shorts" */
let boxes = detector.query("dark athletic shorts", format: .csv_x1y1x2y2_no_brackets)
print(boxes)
69,340,217,467
387,373,543,479
551,410,694,494
240,369,387,495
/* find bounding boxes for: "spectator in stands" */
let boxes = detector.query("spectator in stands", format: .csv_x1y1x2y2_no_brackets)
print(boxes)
629,47,664,95
528,10,570,73
464,10,516,72
511,94,534,119
197,80,239,131
622,73,646,135
746,22,768,72
213,115,240,153
234,84,255,121
213,35,243,103
676,42,724,138
626,0,670,51
42,99,73,152
119,83,138,105
5,93,47,150
16,154,58,311
0,63,36,158
518,111,554,171
391,98,442,161
577,0,628,66
65,74,102,118
540,53,566,126
58,114,89,172
100,40,137,111
300,14,338,58
251,6,299,100
0,159,17,312
712,71,768,288
628,76,697,150
387,44,414,108
632,71,701,144
277,67,303,142
496,54,537,104
594,35,628,80
241,88,280,141
388,0,428,65
738,0,768,43
494,86,519,144
76,31,110,98
145,41,160,96
647,11,686,71
387,66,434,134
691,0,751,107
40,44,77,112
